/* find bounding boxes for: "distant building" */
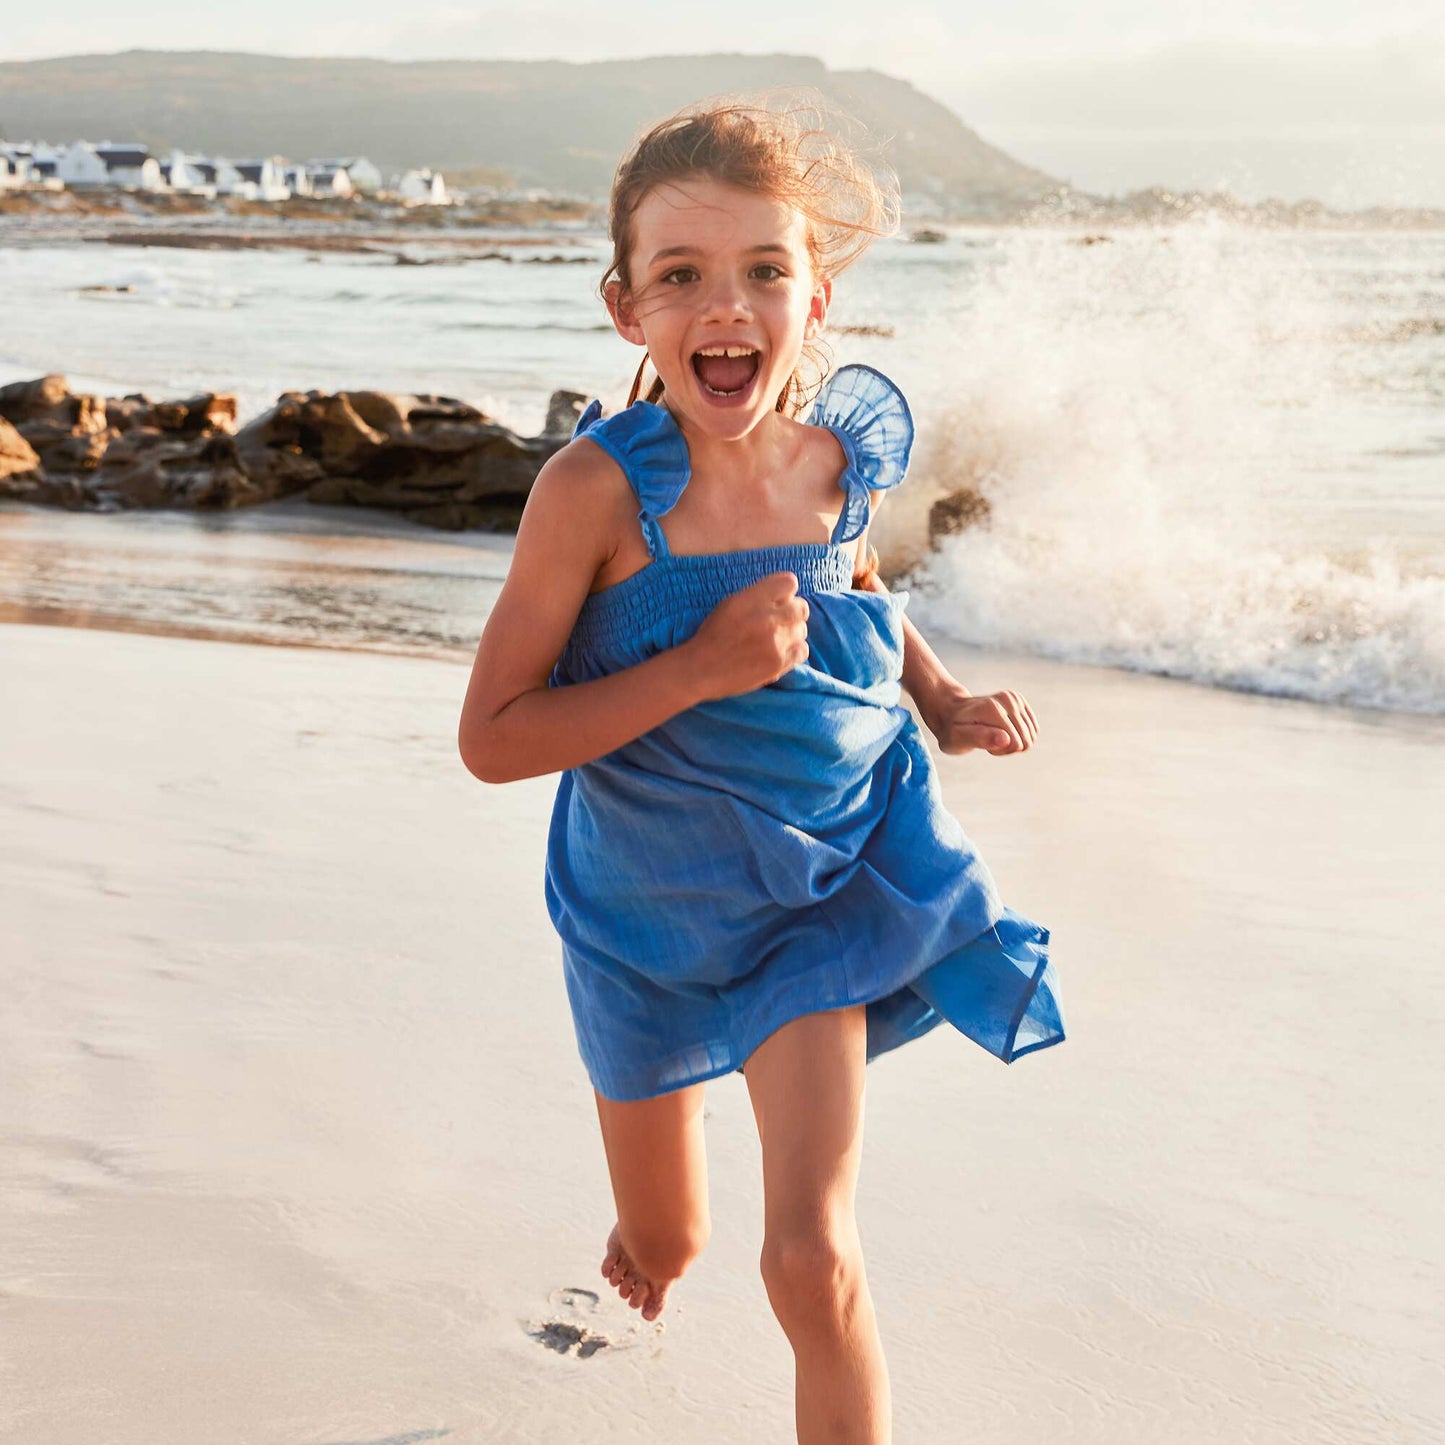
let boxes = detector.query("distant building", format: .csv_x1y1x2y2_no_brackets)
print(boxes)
2,140,76,190
0,142,48,186
95,142,164,190
396,168,448,206
233,157,290,201
56,142,110,187
160,151,213,194
1,136,448,206
306,163,354,197
309,156,382,193
189,157,247,194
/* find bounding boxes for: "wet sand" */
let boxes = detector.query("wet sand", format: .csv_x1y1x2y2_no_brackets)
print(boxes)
1,619,1441,1443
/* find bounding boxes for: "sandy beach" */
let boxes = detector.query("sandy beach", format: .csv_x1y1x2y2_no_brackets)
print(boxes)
2,616,1441,1443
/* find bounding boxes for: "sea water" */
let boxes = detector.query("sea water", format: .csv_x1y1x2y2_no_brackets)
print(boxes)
1,222,1441,714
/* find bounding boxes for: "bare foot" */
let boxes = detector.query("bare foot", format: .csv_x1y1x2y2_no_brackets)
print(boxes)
601,1221,671,1322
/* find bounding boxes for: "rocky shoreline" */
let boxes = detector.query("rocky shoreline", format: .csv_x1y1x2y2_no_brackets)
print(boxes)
0,375,586,532
0,185,600,229
6,181,1442,239
0,374,991,549
88,230,600,263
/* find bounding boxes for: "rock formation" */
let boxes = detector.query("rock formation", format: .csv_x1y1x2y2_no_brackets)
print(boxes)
0,375,590,531
0,416,41,482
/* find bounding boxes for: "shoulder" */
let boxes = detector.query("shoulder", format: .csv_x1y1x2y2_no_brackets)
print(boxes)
516,422,636,554
807,363,914,493
529,428,630,510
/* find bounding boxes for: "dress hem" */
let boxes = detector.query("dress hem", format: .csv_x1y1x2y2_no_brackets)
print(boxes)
579,907,1064,1102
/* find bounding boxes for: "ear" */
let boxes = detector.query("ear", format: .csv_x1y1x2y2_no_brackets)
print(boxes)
603,279,647,348
804,274,832,339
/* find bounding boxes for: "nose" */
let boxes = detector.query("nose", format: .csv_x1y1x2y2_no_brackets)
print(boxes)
698,269,752,323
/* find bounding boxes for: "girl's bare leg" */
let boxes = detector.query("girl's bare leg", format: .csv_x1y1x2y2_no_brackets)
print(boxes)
742,1005,891,1444
593,1081,711,1321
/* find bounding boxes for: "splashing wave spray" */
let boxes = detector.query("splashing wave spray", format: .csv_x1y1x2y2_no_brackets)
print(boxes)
877,222,1445,715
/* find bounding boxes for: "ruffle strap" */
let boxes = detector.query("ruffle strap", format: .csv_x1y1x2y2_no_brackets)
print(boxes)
807,363,916,545
571,397,691,520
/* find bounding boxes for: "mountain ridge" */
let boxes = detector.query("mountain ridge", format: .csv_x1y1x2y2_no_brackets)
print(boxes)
0,49,1061,213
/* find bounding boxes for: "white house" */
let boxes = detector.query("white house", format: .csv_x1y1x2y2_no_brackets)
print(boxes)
232,157,291,202
12,144,65,191
0,142,44,187
190,157,247,194
395,168,448,206
95,143,164,190
159,151,213,194
1,141,65,189
310,156,381,193
29,159,64,190
305,163,354,197
283,164,312,197
56,142,110,187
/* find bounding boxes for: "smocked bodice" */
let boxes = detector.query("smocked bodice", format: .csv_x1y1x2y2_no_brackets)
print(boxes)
555,363,915,680
559,543,849,669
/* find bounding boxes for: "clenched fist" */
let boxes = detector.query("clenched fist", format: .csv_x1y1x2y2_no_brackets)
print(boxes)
684,570,810,701
922,680,1039,756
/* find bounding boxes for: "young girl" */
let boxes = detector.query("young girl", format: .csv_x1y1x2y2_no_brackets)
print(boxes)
458,98,1064,1442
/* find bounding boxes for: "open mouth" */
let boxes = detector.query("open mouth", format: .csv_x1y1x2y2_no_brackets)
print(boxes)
691,345,761,399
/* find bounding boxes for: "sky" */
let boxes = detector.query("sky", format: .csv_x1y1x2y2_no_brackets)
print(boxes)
6,2,1445,209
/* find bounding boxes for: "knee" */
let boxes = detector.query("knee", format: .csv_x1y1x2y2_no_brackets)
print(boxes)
628,1217,711,1284
759,1228,865,1328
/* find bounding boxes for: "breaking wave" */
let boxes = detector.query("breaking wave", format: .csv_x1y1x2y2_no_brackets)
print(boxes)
876,221,1445,715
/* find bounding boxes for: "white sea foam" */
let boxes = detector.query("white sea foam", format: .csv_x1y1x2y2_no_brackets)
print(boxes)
879,222,1445,715
907,523,1445,714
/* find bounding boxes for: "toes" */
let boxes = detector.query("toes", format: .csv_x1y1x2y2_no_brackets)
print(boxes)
600,1239,669,1320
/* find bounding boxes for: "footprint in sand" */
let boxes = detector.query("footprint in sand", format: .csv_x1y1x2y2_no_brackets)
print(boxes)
527,1285,657,1359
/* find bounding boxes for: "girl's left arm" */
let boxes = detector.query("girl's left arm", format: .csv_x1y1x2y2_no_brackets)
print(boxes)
853,547,1038,757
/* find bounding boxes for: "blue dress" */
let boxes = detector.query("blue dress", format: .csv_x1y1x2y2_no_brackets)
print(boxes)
545,364,1064,1102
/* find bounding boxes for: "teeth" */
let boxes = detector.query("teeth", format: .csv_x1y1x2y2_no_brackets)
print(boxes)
695,345,758,357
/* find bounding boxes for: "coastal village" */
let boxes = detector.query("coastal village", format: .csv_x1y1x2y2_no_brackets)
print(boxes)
0,138,449,205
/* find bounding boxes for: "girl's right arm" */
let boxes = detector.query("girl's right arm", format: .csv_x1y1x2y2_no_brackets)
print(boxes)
458,441,809,784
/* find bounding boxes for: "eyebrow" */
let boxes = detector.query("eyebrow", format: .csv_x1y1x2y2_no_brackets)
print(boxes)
647,242,794,266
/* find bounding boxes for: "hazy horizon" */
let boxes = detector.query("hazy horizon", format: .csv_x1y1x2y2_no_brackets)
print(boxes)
4,6,1443,210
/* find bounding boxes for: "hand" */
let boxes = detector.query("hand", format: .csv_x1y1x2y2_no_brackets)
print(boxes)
684,570,810,701
921,680,1038,756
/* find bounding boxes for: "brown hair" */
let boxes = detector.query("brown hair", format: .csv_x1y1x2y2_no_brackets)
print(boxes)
851,543,882,591
600,92,901,417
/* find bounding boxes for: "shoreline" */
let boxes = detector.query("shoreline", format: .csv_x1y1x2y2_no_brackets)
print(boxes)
7,596,1444,734
7,184,1445,235
3,494,1443,723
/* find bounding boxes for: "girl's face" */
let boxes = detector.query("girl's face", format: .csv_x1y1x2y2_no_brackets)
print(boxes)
604,176,831,437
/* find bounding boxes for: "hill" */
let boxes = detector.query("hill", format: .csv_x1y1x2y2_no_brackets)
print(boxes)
0,49,1060,215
